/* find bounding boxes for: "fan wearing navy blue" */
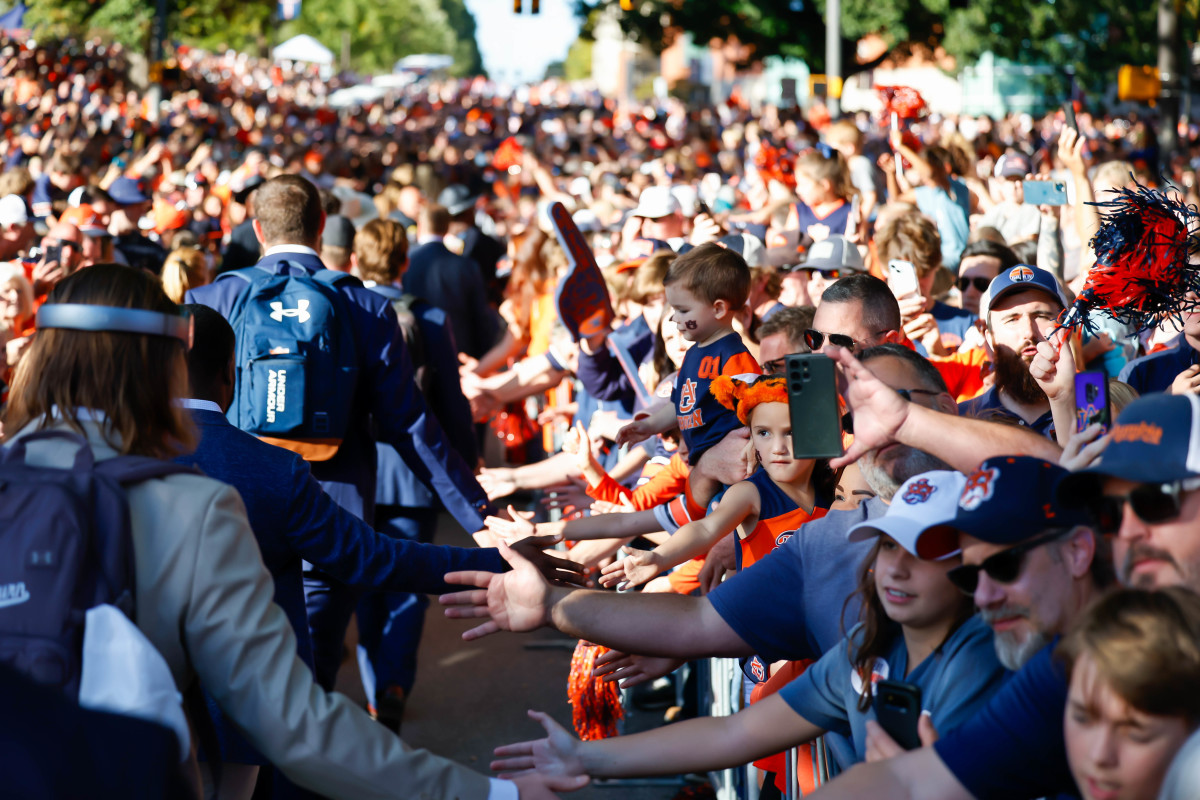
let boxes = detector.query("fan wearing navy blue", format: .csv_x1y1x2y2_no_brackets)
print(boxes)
187,175,497,692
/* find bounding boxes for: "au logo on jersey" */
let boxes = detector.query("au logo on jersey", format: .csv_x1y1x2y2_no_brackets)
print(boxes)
960,467,1000,511
678,378,698,414
775,530,796,547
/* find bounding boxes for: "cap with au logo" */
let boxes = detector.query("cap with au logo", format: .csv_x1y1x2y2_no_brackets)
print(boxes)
979,263,1069,318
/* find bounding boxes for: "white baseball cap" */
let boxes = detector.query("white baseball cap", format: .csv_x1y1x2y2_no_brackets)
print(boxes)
633,186,681,219
847,471,966,559
0,195,29,228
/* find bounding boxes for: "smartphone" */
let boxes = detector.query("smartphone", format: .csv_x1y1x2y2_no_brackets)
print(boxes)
785,354,843,459
42,244,62,264
887,260,920,298
1074,371,1111,434
1063,101,1078,133
873,680,923,751
1023,181,1068,206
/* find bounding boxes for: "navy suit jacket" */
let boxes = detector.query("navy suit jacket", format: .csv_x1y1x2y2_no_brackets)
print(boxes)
187,250,494,529
368,284,478,507
176,407,506,762
403,240,496,360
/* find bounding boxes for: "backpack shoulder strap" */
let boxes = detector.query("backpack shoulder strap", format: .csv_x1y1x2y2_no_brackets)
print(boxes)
214,266,268,284
95,456,200,486
312,268,361,288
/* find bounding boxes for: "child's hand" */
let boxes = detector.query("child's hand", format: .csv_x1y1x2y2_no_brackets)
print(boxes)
484,505,537,543
614,419,649,448
492,709,589,784
600,550,662,590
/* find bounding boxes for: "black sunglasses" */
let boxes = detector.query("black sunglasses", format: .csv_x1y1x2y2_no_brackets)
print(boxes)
958,276,991,293
804,328,856,351
1087,478,1200,534
945,529,1067,595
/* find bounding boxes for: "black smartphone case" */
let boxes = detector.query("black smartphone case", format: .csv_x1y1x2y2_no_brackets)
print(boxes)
785,354,843,459
873,679,923,751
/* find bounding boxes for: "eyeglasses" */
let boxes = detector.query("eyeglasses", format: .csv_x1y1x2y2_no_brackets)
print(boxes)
762,357,791,375
1086,478,1200,534
945,529,1067,595
958,276,991,293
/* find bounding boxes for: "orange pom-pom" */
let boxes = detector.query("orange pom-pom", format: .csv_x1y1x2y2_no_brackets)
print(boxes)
711,375,740,415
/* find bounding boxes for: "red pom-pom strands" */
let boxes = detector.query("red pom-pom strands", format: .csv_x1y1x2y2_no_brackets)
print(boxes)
1058,184,1200,336
567,640,624,741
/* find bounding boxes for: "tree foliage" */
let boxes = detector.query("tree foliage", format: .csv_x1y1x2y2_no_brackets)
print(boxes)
26,0,484,76
575,0,1164,92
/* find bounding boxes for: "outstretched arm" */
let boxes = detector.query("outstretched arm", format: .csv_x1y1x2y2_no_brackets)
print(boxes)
441,543,753,658
600,481,759,588
494,694,823,782
824,344,1062,472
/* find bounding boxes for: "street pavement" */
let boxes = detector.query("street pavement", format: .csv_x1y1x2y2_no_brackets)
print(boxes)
335,512,685,800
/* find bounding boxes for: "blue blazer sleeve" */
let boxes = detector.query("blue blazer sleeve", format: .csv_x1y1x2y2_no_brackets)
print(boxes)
285,456,506,592
576,345,636,404
355,291,495,531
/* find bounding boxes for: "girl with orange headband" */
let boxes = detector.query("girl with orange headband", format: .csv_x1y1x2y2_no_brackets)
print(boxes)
600,373,834,590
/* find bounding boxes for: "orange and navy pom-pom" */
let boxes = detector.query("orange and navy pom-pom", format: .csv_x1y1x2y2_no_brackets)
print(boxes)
712,374,789,426
1060,183,1200,335
568,641,623,741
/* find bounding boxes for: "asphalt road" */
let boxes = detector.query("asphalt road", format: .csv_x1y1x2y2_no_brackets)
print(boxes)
334,512,686,800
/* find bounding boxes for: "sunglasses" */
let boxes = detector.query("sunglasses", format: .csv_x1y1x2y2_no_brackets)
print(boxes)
958,276,991,293
1086,478,1200,534
945,529,1066,595
803,328,856,351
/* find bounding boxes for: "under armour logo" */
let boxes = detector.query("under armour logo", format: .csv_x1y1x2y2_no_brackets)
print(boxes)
270,299,311,323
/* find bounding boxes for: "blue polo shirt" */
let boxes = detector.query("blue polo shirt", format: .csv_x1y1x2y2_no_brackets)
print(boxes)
959,387,1056,440
1118,342,1199,396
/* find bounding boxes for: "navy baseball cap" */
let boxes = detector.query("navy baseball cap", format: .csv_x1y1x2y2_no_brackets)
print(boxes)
1058,394,1200,507
913,456,1091,557
979,263,1070,319
108,176,151,206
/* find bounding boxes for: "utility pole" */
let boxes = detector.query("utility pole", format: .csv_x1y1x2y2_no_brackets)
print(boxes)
826,0,841,118
1158,0,1181,161
147,0,168,121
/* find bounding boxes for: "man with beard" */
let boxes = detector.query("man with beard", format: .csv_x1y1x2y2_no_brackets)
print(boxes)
439,345,1053,682
959,265,1069,439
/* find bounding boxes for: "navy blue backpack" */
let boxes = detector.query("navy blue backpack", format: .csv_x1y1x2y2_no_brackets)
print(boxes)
0,430,193,698
220,262,360,461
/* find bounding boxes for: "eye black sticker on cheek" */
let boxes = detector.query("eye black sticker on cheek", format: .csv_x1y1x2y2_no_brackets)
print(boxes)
685,320,698,329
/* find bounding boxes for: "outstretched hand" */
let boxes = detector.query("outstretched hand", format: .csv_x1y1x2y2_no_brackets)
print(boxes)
485,505,537,543
823,344,911,469
592,649,684,689
441,541,555,641
493,710,590,789
509,534,590,588
599,549,661,590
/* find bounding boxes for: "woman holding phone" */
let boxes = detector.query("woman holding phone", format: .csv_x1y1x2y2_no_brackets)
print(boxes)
492,471,1007,782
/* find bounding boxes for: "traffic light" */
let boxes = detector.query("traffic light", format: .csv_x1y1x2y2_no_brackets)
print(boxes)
513,0,521,12
531,0,539,12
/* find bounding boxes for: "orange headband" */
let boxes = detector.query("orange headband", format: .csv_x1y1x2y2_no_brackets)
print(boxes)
712,374,789,426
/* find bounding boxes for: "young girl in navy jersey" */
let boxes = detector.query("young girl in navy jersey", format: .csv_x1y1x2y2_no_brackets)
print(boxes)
784,148,858,245
494,471,1007,782
599,374,833,589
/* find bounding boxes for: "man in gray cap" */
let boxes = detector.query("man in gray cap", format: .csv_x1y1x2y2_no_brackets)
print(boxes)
320,214,356,273
438,184,504,302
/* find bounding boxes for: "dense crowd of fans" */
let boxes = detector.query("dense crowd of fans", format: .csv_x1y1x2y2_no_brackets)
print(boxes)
5,30,1200,800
